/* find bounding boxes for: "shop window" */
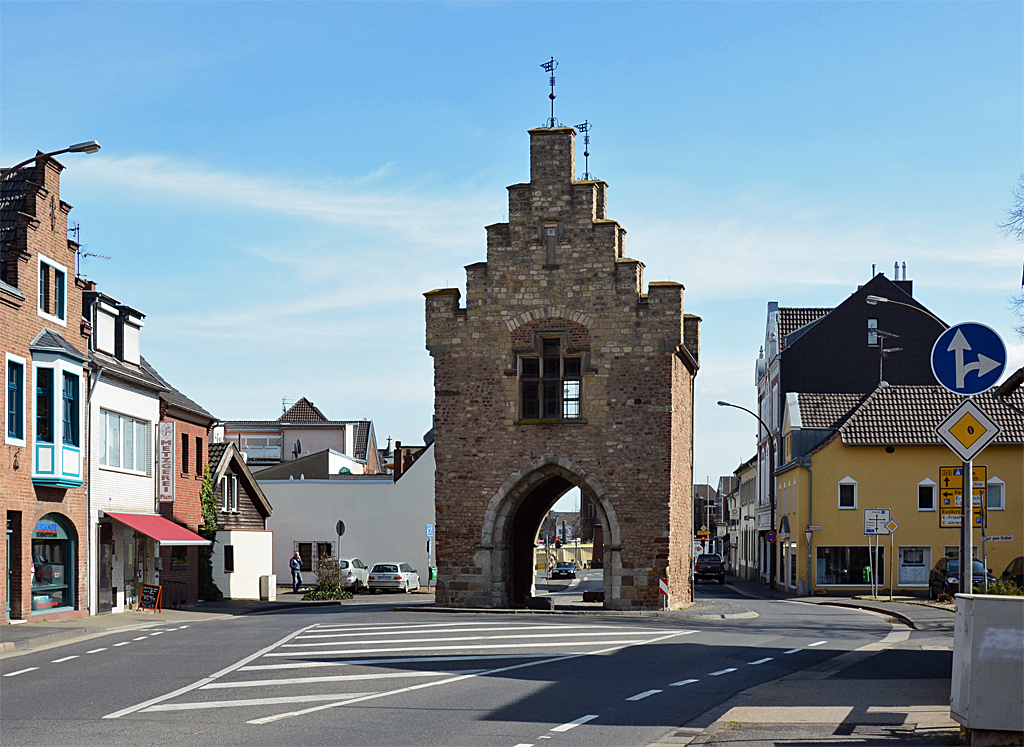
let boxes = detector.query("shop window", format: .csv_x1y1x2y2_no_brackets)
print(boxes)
987,478,1004,511
518,337,582,422
816,545,884,586
918,479,936,511
61,373,79,447
223,545,234,573
31,513,74,613
99,410,149,473
838,477,857,509
6,357,25,443
35,368,54,443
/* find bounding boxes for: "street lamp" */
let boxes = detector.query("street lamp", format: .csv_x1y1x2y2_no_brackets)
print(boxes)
717,400,777,589
865,295,947,329
2,141,102,180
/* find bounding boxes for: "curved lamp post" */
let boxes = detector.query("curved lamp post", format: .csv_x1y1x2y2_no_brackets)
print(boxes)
2,141,101,180
718,400,777,590
865,295,947,329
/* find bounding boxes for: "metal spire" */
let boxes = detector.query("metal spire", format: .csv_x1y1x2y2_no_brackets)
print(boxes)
575,120,593,180
541,57,559,128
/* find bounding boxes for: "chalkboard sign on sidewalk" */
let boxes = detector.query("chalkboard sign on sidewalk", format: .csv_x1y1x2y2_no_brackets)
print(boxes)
138,584,162,612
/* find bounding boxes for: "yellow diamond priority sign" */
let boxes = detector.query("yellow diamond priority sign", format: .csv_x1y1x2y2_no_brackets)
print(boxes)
935,399,1000,461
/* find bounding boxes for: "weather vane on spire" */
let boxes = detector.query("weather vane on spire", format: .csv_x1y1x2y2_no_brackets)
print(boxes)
575,120,593,180
541,57,559,128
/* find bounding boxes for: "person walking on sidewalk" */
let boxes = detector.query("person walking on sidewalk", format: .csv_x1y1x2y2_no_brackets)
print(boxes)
290,552,303,593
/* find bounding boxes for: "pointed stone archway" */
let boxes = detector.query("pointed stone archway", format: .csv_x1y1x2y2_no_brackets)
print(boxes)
477,454,622,609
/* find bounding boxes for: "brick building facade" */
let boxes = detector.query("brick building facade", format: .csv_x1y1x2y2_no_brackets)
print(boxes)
2,156,91,621
425,127,699,610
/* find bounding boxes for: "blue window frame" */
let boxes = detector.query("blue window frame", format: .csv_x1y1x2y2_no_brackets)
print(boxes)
54,269,66,320
62,373,78,447
36,368,53,444
7,360,24,440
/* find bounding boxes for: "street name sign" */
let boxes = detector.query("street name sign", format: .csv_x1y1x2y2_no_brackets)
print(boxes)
930,322,1007,396
987,535,1014,542
864,508,891,535
935,399,1001,462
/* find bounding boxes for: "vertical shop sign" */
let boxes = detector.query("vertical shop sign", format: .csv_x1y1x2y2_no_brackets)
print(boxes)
158,422,175,502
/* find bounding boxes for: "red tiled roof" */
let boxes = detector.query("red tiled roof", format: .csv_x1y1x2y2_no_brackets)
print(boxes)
278,397,328,423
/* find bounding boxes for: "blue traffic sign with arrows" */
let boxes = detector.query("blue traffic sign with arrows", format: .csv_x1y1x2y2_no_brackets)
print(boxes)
930,322,1006,396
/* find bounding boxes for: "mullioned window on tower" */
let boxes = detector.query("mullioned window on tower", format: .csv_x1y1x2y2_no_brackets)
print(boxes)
519,338,582,421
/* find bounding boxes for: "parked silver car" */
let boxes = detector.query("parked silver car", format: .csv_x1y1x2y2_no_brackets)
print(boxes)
338,557,370,592
368,562,421,593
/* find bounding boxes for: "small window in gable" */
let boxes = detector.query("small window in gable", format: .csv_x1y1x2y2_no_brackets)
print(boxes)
918,479,936,511
838,477,857,509
987,478,1005,511
37,256,67,324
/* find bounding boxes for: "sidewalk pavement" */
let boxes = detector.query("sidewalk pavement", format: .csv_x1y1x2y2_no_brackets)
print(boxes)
0,594,344,657
645,576,960,746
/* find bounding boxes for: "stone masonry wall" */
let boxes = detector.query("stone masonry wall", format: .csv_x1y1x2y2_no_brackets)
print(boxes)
425,127,698,609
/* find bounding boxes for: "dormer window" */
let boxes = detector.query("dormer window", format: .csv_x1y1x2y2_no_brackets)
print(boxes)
518,337,582,422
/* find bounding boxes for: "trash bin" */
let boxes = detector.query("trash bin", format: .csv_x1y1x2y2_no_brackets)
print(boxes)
260,574,277,601
428,566,437,581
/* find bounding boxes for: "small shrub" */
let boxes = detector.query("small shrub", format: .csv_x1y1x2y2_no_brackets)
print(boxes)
937,593,954,604
302,556,354,601
983,579,1023,596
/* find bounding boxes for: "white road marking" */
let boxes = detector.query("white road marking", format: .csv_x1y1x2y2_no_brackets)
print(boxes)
52,655,79,663
133,637,148,641
513,743,534,746
87,648,107,654
312,620,518,633
708,668,736,676
670,678,699,687
242,653,558,672
296,624,637,640
626,689,662,701
143,692,376,712
268,638,677,658
283,630,672,648
104,623,317,719
808,640,827,647
150,632,163,636
3,667,38,677
178,625,189,629
783,648,802,654
551,714,599,732
114,642,132,647
202,670,485,690
248,631,689,725
748,657,773,665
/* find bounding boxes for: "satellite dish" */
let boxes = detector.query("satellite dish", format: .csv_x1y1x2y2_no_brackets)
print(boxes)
292,439,302,459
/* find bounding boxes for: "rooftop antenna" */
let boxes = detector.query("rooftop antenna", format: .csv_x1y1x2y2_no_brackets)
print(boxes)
575,120,593,180
541,57,560,128
872,263,876,277
69,223,110,277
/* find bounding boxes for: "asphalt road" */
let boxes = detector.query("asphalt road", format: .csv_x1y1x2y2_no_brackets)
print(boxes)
0,586,896,747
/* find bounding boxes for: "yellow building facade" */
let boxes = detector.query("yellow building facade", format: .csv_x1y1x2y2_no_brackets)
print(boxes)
774,386,1022,596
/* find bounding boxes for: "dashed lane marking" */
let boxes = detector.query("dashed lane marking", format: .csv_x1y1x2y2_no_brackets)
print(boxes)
87,648,107,654
748,657,773,665
708,668,736,676
52,655,79,663
551,714,599,732
670,678,699,687
133,637,148,641
3,667,38,677
808,640,827,647
114,642,132,647
626,689,662,701
783,648,802,654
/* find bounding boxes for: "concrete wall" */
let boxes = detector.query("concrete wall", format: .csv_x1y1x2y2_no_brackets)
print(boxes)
260,444,435,583
211,529,273,600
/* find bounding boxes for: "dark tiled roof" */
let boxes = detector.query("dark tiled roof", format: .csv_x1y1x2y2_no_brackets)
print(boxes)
779,307,831,346
223,420,279,429
278,397,327,423
141,358,215,422
90,350,168,392
840,386,1024,445
353,421,370,460
30,328,88,363
0,169,30,259
797,393,870,429
208,442,228,471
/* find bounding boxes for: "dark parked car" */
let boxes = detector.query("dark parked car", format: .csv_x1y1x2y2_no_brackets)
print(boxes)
928,557,997,599
550,561,578,580
695,553,726,584
1000,556,1024,589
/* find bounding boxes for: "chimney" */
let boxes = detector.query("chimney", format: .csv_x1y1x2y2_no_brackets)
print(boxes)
394,441,403,478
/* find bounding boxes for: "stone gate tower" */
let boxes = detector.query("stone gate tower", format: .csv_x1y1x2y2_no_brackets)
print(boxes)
425,127,699,610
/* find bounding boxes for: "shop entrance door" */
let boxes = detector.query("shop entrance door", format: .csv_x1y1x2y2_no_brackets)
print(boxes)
97,523,113,614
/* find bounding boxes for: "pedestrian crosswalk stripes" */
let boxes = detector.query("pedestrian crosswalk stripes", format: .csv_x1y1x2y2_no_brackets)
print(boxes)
106,618,692,722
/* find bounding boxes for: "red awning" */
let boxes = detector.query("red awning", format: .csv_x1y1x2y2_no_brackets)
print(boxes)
104,513,211,546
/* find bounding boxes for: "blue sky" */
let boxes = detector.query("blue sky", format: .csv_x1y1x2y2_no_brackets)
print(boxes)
3,2,1021,505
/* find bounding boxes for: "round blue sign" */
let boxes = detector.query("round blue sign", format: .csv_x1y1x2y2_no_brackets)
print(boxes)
765,530,777,544
930,322,1006,396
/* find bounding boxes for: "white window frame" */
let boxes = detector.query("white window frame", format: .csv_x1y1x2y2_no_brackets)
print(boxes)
99,409,151,475
221,474,239,513
5,353,27,446
838,476,857,510
917,478,936,512
37,255,68,327
986,477,1005,511
867,318,878,347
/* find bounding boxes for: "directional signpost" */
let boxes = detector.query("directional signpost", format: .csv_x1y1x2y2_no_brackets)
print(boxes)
863,509,891,597
930,322,1007,594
